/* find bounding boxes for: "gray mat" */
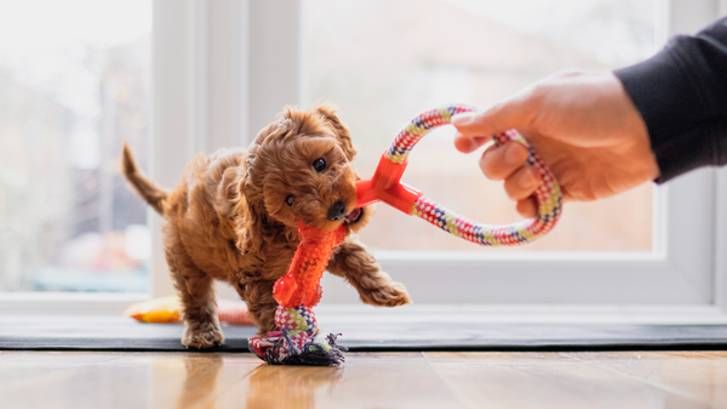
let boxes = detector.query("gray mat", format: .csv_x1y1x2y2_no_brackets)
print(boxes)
1,316,726,352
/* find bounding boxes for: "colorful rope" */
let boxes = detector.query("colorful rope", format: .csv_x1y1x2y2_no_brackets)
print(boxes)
389,105,562,245
248,305,344,366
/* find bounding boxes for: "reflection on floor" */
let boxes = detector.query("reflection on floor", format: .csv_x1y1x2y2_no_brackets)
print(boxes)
1,351,726,409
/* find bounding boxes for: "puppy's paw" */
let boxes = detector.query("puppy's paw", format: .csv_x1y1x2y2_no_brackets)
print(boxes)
182,323,225,349
361,282,411,307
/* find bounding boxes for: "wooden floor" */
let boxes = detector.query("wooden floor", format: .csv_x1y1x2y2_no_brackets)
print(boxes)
1,351,726,409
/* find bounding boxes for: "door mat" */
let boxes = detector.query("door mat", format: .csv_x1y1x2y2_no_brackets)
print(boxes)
1,316,726,352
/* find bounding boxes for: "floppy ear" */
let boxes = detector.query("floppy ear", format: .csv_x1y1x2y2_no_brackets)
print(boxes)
233,166,264,256
315,105,356,160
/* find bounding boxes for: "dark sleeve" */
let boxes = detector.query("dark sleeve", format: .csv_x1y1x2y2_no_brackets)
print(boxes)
614,17,727,183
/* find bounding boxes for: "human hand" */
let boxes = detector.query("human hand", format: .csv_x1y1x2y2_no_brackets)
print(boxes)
453,72,660,217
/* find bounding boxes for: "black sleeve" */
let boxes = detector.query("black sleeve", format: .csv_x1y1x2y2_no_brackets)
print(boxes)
614,17,727,183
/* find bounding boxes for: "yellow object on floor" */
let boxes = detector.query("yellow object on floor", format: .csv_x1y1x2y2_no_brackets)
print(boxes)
126,296,181,323
125,296,254,325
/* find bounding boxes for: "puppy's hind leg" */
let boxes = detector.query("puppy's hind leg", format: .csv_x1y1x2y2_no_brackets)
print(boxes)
165,229,224,349
328,239,411,307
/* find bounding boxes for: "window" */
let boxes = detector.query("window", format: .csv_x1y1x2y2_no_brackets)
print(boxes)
301,0,659,252
249,0,723,308
3,0,725,320
0,0,151,293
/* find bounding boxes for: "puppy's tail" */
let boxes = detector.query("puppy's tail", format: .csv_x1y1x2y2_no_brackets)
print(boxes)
121,143,167,215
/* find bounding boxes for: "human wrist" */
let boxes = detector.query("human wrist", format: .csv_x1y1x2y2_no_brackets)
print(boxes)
617,79,661,183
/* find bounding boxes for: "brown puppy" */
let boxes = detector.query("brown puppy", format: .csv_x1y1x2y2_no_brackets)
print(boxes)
122,105,410,349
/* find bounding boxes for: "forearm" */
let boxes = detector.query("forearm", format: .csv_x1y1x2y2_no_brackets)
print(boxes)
615,17,727,182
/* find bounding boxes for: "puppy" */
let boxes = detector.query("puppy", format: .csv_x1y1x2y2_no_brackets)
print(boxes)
122,105,410,349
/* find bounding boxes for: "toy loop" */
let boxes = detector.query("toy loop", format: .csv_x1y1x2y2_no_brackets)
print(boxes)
355,105,563,246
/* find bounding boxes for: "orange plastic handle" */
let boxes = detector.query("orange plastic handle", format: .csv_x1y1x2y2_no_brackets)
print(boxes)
355,155,421,214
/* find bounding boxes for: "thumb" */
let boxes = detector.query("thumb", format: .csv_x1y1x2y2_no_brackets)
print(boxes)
452,95,534,153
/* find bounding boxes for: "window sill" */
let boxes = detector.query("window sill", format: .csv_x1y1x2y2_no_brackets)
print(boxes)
0,292,148,315
315,304,727,325
1,293,725,325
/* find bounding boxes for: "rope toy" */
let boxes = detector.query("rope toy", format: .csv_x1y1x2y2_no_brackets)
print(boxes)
248,224,348,366
249,105,562,366
356,105,563,245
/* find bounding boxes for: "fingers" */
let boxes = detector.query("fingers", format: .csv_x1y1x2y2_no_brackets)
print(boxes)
478,141,542,218
479,142,529,181
452,93,534,153
516,199,537,218
450,91,548,219
453,134,486,152
504,166,539,201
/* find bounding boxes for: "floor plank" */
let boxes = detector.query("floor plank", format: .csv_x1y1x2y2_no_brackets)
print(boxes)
563,351,727,407
0,351,725,409
425,352,717,409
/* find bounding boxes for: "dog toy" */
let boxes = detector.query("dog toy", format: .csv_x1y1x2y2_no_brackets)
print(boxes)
247,224,348,366
248,105,562,366
356,105,562,245
126,296,255,325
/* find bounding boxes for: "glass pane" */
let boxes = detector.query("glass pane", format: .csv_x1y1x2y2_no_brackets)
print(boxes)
0,0,151,291
302,0,659,252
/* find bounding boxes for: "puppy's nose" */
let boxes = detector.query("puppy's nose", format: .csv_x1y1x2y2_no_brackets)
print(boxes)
327,200,347,221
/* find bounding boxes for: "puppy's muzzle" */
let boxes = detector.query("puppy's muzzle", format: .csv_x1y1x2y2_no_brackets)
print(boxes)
327,200,346,221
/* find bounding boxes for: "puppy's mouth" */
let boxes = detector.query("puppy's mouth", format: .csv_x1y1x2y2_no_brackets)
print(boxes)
344,207,364,225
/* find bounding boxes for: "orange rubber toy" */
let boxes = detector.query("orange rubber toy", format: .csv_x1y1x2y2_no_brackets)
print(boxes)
248,223,349,366
273,224,348,308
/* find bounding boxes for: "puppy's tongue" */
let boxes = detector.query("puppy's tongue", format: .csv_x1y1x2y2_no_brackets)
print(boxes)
344,207,363,224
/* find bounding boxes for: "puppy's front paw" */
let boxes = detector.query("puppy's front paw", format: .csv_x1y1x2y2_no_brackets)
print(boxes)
182,323,225,349
361,282,411,307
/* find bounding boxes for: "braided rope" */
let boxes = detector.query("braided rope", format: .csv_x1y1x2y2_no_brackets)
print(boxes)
248,305,345,366
387,105,562,245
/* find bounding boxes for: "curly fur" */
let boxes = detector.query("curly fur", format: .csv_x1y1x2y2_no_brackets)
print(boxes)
122,105,410,349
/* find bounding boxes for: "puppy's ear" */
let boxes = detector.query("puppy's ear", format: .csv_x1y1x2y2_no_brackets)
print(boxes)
250,121,287,148
315,105,356,160
234,167,264,255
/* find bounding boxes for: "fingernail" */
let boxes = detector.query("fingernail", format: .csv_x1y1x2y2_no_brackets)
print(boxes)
452,112,475,126
505,144,526,165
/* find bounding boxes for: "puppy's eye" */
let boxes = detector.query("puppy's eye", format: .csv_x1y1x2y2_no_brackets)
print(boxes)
285,195,295,206
312,157,327,172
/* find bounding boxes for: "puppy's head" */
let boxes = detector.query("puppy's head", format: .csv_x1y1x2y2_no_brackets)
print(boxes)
244,105,370,232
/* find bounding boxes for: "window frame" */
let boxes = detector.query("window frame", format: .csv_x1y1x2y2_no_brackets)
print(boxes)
2,0,726,321
242,0,726,309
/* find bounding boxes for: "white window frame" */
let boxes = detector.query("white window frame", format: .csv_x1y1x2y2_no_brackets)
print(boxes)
2,0,726,322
